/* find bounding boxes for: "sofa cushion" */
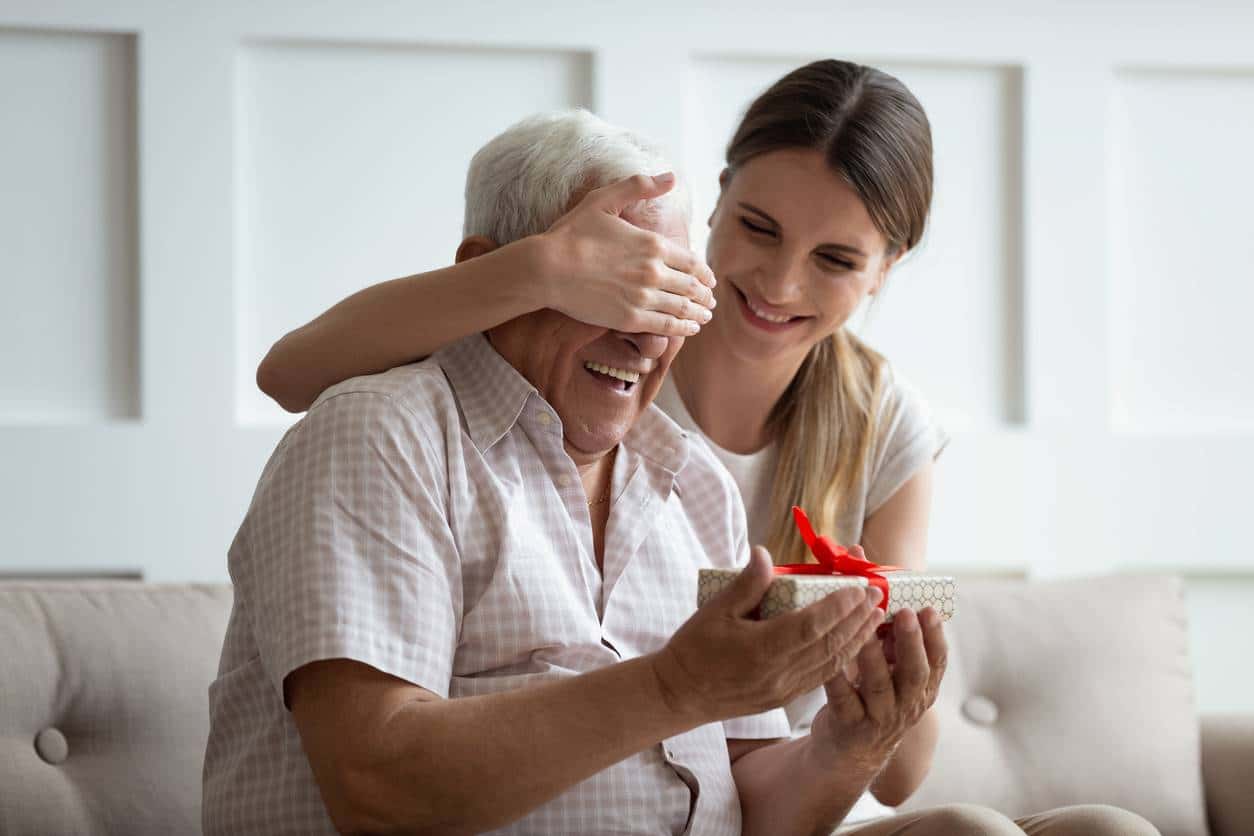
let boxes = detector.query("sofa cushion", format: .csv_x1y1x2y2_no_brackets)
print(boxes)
0,582,232,836
899,574,1207,836
1200,713,1254,836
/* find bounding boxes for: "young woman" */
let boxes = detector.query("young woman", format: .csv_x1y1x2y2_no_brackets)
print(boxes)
255,61,1158,836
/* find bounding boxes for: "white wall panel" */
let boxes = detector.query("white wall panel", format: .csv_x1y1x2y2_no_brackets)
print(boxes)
234,42,592,424
684,57,1024,432
926,430,1043,576
0,28,137,423
1109,69,1254,433
1108,436,1254,573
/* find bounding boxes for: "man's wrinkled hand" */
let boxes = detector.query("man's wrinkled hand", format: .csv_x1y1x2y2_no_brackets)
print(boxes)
650,546,885,725
809,602,948,771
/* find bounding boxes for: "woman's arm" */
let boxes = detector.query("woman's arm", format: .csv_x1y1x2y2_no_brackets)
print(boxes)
257,238,546,412
258,173,717,412
859,462,941,806
732,734,885,836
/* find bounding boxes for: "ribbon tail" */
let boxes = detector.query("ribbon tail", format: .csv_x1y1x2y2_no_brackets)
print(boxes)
792,506,818,549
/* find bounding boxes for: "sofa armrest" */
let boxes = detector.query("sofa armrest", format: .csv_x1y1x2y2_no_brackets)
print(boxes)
1201,713,1254,836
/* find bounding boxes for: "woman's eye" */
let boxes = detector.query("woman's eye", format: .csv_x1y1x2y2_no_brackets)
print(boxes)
740,217,774,236
819,253,854,271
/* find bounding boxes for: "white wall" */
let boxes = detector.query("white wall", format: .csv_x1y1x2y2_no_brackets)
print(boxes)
1,0,1251,712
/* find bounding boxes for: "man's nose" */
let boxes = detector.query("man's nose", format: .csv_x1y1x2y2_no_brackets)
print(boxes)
615,331,671,361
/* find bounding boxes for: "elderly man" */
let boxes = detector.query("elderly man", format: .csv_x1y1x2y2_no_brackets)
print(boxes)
202,111,903,836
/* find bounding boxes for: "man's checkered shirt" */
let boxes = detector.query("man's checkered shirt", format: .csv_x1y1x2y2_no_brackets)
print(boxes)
203,333,789,835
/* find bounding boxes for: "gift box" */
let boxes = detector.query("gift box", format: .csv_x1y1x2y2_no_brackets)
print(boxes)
697,507,957,622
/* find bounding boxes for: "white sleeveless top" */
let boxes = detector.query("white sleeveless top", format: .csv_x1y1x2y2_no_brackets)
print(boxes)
652,369,949,824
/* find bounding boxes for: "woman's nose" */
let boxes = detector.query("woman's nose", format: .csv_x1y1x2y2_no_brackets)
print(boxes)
614,331,670,360
756,251,806,306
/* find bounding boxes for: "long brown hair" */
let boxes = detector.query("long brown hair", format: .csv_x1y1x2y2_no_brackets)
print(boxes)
723,60,933,564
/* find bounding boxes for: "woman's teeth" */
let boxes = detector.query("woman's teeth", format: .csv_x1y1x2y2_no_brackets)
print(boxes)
584,362,641,384
746,298,794,323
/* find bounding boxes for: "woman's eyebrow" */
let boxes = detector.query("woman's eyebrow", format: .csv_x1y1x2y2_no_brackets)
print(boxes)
738,201,868,257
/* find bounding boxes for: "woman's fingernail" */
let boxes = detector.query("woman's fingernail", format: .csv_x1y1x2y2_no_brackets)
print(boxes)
699,309,712,323
654,171,675,184
686,321,700,334
865,587,882,606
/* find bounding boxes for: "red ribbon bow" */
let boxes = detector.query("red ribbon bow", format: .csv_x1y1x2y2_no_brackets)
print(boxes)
775,506,901,611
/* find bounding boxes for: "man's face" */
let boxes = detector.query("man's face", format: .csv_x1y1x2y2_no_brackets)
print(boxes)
487,207,689,460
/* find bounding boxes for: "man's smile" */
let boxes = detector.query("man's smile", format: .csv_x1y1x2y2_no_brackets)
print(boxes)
583,361,641,393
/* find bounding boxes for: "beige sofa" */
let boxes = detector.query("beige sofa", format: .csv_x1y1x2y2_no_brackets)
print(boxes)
1,576,1250,835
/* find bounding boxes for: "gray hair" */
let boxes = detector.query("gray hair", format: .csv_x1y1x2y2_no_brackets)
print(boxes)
462,109,691,244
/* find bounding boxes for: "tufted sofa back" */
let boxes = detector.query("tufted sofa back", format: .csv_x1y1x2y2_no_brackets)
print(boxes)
0,583,231,836
0,576,1211,836
899,574,1208,836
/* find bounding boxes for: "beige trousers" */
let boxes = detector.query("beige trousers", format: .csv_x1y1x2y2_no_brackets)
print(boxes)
835,803,1161,835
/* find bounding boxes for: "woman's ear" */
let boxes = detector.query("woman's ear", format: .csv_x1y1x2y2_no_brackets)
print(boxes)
870,248,907,296
456,235,499,264
708,167,734,228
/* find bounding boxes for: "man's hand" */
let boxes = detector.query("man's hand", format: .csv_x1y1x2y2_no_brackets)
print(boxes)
651,546,886,724
809,599,948,774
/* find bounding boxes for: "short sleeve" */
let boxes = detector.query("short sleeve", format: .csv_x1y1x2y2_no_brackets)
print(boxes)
865,372,950,517
232,391,463,706
723,709,792,740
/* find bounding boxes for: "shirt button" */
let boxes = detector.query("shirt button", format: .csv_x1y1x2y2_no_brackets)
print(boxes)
558,474,573,487
537,412,553,426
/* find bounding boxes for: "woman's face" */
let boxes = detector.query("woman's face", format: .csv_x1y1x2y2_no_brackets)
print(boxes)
703,148,898,370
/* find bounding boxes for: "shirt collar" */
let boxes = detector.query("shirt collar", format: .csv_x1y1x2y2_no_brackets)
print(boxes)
437,333,691,474
437,333,537,453
623,402,690,476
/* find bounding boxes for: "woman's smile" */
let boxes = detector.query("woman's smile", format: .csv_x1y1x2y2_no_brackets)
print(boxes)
731,282,812,332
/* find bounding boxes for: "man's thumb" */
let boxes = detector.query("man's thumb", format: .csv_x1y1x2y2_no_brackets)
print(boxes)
715,546,775,619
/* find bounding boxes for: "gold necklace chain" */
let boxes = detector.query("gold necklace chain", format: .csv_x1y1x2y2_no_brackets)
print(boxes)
584,449,617,507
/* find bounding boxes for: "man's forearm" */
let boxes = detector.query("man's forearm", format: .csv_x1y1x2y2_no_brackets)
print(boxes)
733,735,883,836
342,655,704,835
870,708,938,806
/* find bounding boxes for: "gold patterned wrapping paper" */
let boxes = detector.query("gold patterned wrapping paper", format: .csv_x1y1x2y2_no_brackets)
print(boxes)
697,569,958,622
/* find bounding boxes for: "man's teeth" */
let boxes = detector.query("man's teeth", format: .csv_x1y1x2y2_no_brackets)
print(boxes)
746,298,793,323
584,362,641,384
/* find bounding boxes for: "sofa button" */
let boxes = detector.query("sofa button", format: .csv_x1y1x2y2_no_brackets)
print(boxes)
962,695,999,727
35,728,69,764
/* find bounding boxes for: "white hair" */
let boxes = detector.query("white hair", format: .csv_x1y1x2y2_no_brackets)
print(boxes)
462,109,691,244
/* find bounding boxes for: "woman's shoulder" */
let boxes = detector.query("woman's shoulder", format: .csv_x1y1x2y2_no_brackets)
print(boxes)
875,362,933,429
866,363,950,505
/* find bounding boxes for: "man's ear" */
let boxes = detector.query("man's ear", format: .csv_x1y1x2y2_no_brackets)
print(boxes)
456,235,499,264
